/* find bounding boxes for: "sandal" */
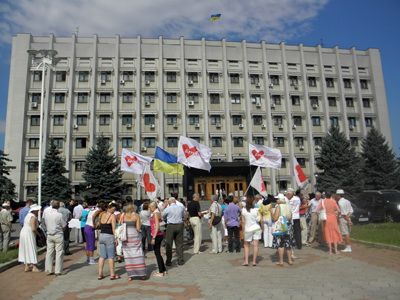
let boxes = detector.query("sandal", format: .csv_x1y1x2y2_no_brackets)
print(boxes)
98,275,104,280
110,275,121,280
152,272,164,278
275,262,284,267
242,263,249,266
288,261,294,265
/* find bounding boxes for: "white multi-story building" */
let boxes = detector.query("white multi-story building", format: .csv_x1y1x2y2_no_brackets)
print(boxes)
5,34,392,200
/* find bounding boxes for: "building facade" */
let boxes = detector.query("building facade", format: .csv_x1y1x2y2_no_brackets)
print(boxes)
5,34,392,200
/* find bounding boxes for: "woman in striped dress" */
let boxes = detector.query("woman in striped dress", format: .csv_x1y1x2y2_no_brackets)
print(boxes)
121,204,147,280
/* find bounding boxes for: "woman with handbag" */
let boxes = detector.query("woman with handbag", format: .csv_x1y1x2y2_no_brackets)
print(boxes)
149,201,167,277
121,204,147,280
317,191,342,254
241,197,262,266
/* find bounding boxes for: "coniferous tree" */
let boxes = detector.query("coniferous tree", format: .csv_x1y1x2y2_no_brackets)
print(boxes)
82,136,125,202
316,126,363,195
41,142,72,204
0,150,17,201
361,127,400,190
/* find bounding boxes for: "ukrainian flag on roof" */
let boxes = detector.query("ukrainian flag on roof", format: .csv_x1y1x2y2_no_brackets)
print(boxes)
209,13,221,22
154,147,184,176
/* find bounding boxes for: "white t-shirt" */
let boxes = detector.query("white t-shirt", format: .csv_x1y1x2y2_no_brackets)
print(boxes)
338,198,353,216
241,208,260,232
210,201,222,217
309,198,321,213
140,210,151,226
286,196,301,220
86,208,98,227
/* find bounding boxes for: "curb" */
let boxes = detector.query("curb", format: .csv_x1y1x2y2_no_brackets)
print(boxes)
0,246,46,273
353,239,400,251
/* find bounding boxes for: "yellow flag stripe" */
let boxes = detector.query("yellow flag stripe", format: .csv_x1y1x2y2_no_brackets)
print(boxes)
153,159,184,175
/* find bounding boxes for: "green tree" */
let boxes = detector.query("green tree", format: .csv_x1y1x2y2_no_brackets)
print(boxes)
0,150,16,201
82,136,125,203
361,127,400,190
41,142,72,204
316,126,363,195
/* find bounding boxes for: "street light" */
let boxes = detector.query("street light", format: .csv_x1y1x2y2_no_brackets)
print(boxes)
27,49,59,213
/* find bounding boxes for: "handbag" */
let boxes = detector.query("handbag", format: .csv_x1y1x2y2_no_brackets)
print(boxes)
246,223,261,233
319,200,327,221
271,205,289,236
211,202,222,226
36,226,47,248
117,213,127,242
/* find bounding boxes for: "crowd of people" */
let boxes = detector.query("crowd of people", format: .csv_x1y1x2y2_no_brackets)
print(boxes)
1,187,354,280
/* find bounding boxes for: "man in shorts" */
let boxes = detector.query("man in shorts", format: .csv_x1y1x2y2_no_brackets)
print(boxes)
336,189,353,253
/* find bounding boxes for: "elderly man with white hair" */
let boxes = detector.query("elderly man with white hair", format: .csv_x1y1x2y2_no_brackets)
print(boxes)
336,189,353,253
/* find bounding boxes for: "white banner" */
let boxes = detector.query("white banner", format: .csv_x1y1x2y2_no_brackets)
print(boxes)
140,164,160,200
120,148,152,175
249,167,268,197
249,144,282,169
177,136,212,171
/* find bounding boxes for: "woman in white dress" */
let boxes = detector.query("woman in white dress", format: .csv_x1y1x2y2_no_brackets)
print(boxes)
18,204,41,272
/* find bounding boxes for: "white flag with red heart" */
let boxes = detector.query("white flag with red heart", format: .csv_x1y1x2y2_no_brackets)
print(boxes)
140,164,160,200
293,157,308,187
249,144,282,169
249,166,268,197
177,136,212,172
121,148,153,175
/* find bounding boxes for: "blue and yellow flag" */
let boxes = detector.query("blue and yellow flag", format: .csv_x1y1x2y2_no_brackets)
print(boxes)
209,13,221,22
154,147,184,176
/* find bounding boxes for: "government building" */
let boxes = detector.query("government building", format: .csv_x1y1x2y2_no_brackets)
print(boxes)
4,34,392,200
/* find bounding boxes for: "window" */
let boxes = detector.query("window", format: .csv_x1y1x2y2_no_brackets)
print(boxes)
272,95,281,105
230,94,241,104
166,58,176,62
166,93,177,103
233,137,243,147
308,77,316,87
295,137,304,147
311,116,321,126
310,96,319,107
325,78,334,88
328,97,336,107
78,71,89,82
209,73,219,83
253,137,264,145
100,71,111,82
144,71,155,82
144,93,155,103
362,98,371,108
144,115,155,125
167,137,178,148
270,75,279,85
348,117,357,128
55,71,66,82
253,115,263,126
210,93,220,104
350,137,358,147
281,158,287,168
167,115,177,125
53,115,64,126
122,71,134,82
346,97,354,107
289,76,298,86
187,72,198,83
99,115,111,125
77,93,89,103
75,161,86,172
54,93,65,103
291,96,300,106
211,137,222,147
29,138,39,149
30,116,40,126
250,74,260,85
274,116,283,126
360,79,368,89
188,93,199,103
31,93,41,103
76,138,87,149
77,115,88,125
144,137,156,148
122,138,133,148
210,115,221,125
314,137,322,146
166,72,176,82
343,78,352,88
293,116,302,126
230,73,240,84
190,137,200,143
52,138,64,149
100,93,111,103
28,162,38,172
297,158,306,167
145,58,155,61
189,115,199,125
232,115,242,125
330,117,339,128
275,137,285,147
122,93,133,103
251,94,261,104
33,71,42,81
26,186,37,196
122,115,133,125
365,117,373,127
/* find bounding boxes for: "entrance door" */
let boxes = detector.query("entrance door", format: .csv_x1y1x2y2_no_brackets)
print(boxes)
194,176,247,200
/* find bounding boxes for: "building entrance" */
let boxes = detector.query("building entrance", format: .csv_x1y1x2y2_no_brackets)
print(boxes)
194,176,247,200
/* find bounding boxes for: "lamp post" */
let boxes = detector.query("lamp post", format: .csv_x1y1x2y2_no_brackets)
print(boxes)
27,49,59,213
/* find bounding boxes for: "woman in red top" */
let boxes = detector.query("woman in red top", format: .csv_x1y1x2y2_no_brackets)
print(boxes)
317,191,342,254
149,202,167,277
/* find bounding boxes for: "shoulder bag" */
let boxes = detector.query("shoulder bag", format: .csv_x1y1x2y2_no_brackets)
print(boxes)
319,200,327,221
211,203,222,226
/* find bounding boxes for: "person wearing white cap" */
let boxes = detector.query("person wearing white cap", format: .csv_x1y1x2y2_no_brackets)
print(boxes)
18,204,41,272
0,202,13,252
285,188,302,250
335,189,353,253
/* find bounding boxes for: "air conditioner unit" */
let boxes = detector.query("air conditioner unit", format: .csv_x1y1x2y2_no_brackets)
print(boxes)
188,80,194,86
150,124,155,129
299,145,305,150
145,80,151,85
101,79,106,85
188,101,195,106
126,124,132,129
349,124,354,130
315,145,321,151
120,79,125,85
271,103,276,109
312,104,318,109
216,123,221,128
73,124,78,129
256,102,261,108
239,124,244,129
141,146,147,152
279,124,284,129
292,124,297,129
195,123,200,128
255,82,261,88
173,123,178,129
31,102,38,108
261,124,266,129
145,101,151,106
269,83,274,88
294,85,299,90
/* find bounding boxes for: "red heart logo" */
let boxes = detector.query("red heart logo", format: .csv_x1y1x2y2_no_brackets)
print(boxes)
261,180,267,192
252,149,264,160
143,173,156,192
182,144,198,158
125,155,138,167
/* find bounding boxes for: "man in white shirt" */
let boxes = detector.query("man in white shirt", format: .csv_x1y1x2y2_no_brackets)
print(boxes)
43,200,67,275
336,189,354,253
72,200,84,243
308,192,322,244
285,188,302,249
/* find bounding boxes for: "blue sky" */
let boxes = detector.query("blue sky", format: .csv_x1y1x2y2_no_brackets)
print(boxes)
0,0,399,154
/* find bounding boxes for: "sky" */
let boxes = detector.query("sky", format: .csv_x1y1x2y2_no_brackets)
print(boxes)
0,0,399,154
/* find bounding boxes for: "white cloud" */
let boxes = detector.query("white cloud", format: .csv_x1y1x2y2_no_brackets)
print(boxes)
0,0,328,44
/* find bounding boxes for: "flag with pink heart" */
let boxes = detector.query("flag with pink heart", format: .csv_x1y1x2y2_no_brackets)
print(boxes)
177,136,212,171
249,143,282,169
140,164,160,200
121,148,153,174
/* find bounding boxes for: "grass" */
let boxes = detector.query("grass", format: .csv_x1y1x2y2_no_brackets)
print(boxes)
352,223,400,247
0,248,18,264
